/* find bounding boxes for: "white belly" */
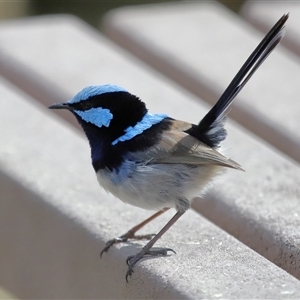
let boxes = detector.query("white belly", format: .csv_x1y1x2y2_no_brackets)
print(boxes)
96,161,222,212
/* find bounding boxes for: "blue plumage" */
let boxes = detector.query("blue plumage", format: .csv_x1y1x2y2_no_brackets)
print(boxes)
69,84,127,103
112,113,168,145
74,107,113,128
109,157,136,184
48,14,288,282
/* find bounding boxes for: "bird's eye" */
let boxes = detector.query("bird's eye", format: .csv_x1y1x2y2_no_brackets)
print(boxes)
81,101,93,110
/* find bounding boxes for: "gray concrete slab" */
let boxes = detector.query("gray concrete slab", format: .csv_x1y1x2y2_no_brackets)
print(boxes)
102,2,300,278
0,13,300,293
2,78,300,297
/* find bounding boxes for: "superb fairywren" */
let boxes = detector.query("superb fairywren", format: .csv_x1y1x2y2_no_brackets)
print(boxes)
49,14,288,281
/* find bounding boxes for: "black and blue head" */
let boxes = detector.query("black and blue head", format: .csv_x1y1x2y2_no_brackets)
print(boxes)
49,84,170,170
49,85,149,142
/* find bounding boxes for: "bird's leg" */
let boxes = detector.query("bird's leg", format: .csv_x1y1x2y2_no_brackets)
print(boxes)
100,208,169,257
126,210,185,282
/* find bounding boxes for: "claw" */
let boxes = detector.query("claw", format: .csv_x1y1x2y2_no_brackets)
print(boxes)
125,268,134,283
126,255,137,282
100,239,118,258
125,247,176,281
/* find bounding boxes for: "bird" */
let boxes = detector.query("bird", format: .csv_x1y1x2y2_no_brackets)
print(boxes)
49,14,288,282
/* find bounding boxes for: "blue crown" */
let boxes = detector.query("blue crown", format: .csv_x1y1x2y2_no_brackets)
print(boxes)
68,85,127,104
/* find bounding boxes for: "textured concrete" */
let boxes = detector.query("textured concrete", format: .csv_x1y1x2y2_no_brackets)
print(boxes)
2,78,300,297
0,13,300,297
103,1,300,164
102,2,300,278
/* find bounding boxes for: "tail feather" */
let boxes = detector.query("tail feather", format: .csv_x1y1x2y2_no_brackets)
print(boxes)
196,13,288,148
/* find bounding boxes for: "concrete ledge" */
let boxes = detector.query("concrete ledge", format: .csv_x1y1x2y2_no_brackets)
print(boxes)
101,2,300,278
1,14,300,297
1,78,300,297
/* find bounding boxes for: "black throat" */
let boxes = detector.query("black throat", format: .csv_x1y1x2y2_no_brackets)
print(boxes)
75,114,172,172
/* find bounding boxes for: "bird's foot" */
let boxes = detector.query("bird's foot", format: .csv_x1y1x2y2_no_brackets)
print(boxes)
100,233,156,257
125,247,176,282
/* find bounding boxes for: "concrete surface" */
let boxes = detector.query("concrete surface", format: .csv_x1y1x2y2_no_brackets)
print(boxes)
0,11,300,298
102,1,300,278
2,78,300,297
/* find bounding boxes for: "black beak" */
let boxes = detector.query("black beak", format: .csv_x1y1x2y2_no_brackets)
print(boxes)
48,103,74,110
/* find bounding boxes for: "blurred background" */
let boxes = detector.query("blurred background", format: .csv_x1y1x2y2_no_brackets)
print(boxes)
0,0,247,28
0,1,244,299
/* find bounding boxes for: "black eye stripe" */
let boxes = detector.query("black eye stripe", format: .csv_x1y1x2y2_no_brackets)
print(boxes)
69,98,102,111
81,102,93,110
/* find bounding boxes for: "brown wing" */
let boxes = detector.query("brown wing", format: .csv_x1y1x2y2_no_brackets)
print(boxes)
135,120,243,171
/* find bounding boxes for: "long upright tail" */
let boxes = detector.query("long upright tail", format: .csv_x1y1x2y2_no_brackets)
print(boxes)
196,13,288,148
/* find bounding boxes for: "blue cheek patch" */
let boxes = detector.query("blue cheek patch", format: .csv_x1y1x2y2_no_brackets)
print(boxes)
112,113,168,145
69,85,127,104
74,107,113,128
